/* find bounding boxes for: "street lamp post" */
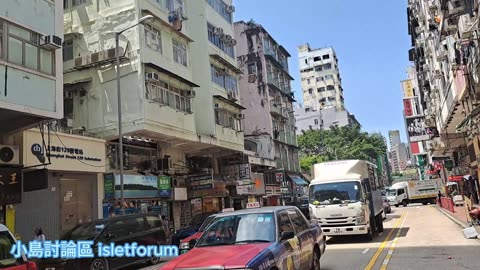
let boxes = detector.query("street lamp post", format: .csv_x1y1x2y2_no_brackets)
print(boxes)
115,15,154,215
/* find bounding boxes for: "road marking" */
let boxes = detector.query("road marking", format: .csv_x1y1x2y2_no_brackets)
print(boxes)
363,212,406,270
362,248,370,254
378,232,383,236
380,212,409,270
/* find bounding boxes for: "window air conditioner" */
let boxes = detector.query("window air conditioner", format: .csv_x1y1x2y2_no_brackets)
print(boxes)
41,35,62,50
227,5,235,13
214,27,224,35
186,90,196,98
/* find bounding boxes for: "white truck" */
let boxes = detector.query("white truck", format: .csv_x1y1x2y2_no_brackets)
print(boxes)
309,160,384,240
387,180,441,207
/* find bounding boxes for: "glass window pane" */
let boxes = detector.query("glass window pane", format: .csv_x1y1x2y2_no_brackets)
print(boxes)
8,24,30,40
25,43,38,70
40,49,53,74
8,37,23,65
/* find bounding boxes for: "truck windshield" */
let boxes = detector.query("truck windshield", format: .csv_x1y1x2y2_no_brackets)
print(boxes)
387,189,396,196
309,181,362,205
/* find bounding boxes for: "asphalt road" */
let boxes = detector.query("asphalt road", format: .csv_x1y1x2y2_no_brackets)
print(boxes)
129,204,480,270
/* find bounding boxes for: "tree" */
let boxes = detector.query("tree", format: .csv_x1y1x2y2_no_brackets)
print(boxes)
297,125,388,173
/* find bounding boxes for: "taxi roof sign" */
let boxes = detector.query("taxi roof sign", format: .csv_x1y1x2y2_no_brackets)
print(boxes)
246,202,260,209
222,208,235,213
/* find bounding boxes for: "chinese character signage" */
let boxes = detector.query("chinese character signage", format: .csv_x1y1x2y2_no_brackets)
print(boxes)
236,173,265,195
0,168,22,205
157,176,171,197
403,99,413,117
275,172,283,183
104,174,115,200
401,80,414,98
188,175,213,191
406,116,431,142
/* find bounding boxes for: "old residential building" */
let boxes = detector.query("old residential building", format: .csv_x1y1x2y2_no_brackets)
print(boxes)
298,45,345,111
0,0,64,236
294,105,359,132
235,20,308,206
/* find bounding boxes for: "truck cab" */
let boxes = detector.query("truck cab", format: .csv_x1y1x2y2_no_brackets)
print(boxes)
309,160,384,240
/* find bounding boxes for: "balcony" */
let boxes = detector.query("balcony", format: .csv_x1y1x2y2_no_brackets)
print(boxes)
267,75,291,95
264,47,288,72
146,83,192,114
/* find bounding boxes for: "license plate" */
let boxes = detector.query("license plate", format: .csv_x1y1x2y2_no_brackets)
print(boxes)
46,268,55,270
180,250,189,254
334,228,343,234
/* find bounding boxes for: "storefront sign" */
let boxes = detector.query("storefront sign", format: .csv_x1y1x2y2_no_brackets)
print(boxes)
189,175,213,191
223,164,251,180
0,168,22,205
401,79,414,98
104,174,115,199
275,172,283,183
403,99,413,117
265,186,281,196
158,176,171,197
23,129,106,173
236,173,265,195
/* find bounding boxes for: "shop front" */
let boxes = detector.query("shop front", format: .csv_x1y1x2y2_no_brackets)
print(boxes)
235,173,266,209
15,129,106,240
187,174,228,216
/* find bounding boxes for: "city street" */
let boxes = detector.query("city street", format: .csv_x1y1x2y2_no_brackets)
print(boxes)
128,205,480,270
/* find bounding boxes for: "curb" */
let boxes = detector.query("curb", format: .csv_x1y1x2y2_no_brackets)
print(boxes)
434,205,470,229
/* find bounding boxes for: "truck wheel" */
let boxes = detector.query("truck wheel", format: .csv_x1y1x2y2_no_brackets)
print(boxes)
402,200,408,207
365,227,374,241
377,215,384,233
394,204,399,207
430,199,436,204
422,202,428,205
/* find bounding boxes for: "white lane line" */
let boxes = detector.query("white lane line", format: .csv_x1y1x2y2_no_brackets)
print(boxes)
380,212,409,270
362,248,370,254
378,232,383,236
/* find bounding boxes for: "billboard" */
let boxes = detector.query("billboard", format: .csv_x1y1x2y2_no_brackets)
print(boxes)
406,116,430,142
401,80,414,98
403,99,413,117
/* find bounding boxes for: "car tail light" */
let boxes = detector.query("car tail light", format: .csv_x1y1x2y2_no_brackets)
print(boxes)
26,261,37,270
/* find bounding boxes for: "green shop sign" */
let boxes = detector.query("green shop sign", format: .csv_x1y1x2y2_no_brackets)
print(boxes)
158,176,171,197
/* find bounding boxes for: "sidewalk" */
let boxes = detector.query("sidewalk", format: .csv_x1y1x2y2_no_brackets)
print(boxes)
435,205,480,238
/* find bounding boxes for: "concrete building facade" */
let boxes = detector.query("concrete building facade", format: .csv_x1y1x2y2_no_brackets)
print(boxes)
294,105,359,132
298,44,344,111
389,130,401,148
235,20,307,205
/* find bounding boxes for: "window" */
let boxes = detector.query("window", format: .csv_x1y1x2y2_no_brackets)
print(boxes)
326,85,335,91
398,189,405,196
4,21,54,75
307,78,310,84
145,25,162,53
323,63,332,70
64,0,69,9
308,88,313,94
207,0,233,23
325,74,334,80
318,87,325,92
313,56,321,62
322,54,330,60
109,217,145,237
316,76,323,82
215,108,242,131
328,96,336,101
211,64,238,93
289,210,309,233
207,23,234,58
315,66,322,72
0,231,26,267
278,212,294,238
173,39,187,66
145,78,192,113
247,63,257,75
320,98,326,102
63,39,74,61
72,0,87,7
314,119,319,125
167,0,184,14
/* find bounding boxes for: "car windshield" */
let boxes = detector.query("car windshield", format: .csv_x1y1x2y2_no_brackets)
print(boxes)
198,215,216,232
309,181,362,205
0,231,25,267
387,189,397,196
196,213,275,247
62,222,106,241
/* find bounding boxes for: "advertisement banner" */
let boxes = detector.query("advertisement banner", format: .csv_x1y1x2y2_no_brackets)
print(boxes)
104,174,115,199
406,116,431,142
0,168,22,205
157,176,171,197
403,99,413,117
401,79,414,98
113,174,158,198
236,173,266,195
189,175,213,191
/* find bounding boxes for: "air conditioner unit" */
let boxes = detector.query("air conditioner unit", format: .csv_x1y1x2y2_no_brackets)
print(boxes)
41,35,62,50
186,90,196,98
146,72,160,82
214,103,220,109
227,5,235,13
0,145,20,165
228,39,237,46
107,47,123,59
224,35,233,42
74,55,90,67
214,27,224,35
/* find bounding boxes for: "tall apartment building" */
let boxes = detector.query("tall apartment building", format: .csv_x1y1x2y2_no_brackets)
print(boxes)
389,130,401,148
298,44,344,111
0,0,64,234
235,21,308,205
390,143,409,173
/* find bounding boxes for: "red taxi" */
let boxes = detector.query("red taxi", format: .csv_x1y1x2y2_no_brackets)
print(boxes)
0,224,37,270
179,212,222,253
162,204,326,270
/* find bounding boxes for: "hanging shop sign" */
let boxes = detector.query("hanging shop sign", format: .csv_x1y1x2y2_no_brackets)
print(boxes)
104,173,115,200
23,129,106,173
236,173,265,195
189,174,213,191
401,79,414,98
0,168,22,205
406,116,431,142
223,164,251,180
157,176,171,197
403,99,413,117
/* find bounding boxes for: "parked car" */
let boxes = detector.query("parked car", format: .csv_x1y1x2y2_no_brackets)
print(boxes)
171,212,217,247
37,213,167,270
0,224,37,270
162,205,326,270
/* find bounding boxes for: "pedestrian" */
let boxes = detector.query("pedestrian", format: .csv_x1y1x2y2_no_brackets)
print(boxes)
438,190,442,207
34,227,45,242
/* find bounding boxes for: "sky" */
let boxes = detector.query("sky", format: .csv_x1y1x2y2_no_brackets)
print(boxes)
234,0,411,143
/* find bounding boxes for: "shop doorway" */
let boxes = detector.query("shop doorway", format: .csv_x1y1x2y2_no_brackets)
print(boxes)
60,178,94,233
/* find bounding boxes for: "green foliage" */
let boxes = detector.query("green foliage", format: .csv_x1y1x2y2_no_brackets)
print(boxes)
297,125,388,173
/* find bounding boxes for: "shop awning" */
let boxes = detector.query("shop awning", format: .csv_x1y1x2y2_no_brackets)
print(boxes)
287,173,309,186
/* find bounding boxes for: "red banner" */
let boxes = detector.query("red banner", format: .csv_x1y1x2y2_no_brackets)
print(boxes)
410,142,420,154
403,99,413,117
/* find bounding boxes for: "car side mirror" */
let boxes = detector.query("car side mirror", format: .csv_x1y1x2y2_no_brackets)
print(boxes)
280,231,295,241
